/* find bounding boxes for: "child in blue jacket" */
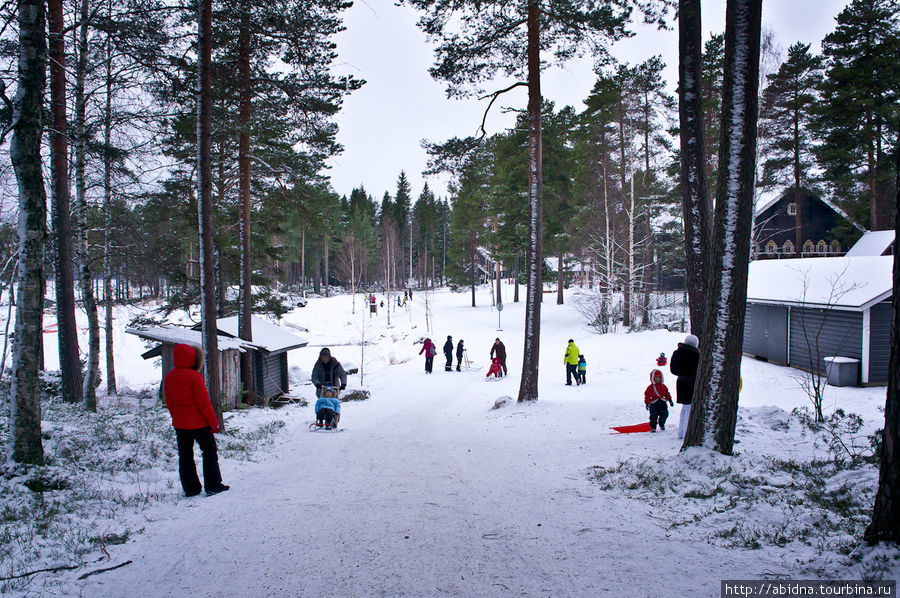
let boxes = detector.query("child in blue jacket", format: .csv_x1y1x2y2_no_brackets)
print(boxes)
314,392,341,429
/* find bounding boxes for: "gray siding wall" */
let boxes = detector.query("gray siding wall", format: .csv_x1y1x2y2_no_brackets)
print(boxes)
254,351,287,400
743,303,788,364
869,300,892,384
789,307,862,375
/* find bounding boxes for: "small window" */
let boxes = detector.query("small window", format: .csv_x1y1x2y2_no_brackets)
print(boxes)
816,240,827,254
787,203,797,216
765,240,777,254
830,240,841,254
783,240,795,254
803,240,814,255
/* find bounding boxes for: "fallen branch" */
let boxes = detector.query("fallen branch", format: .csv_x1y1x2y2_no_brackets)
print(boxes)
77,560,133,580
0,564,78,581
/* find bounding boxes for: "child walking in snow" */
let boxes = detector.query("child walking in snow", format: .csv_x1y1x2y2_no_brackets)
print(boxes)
644,369,674,432
577,355,587,385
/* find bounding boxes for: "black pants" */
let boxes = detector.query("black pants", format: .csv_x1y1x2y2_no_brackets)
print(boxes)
316,407,339,427
424,355,434,373
175,427,222,496
456,354,463,371
500,357,507,376
578,371,586,384
445,352,452,371
566,363,578,384
649,401,669,430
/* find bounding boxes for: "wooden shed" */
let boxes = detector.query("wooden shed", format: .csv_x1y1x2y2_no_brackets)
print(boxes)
194,316,308,402
743,256,893,385
125,326,256,410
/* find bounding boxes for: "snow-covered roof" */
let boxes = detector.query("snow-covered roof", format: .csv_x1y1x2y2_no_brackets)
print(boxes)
125,326,255,352
212,316,308,353
746,256,893,311
846,230,895,257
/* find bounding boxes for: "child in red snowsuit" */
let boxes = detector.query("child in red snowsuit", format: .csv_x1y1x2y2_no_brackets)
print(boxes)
644,368,674,432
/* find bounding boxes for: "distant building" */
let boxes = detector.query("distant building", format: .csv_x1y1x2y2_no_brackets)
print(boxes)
752,188,864,260
845,230,895,257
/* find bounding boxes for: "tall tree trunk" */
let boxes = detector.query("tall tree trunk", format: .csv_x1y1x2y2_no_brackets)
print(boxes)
48,0,82,405
237,0,255,404
513,252,520,303
864,121,900,544
8,0,47,464
197,0,222,427
677,0,712,338
683,0,762,455
618,114,631,328
324,237,330,297
102,27,116,395
517,0,543,402
793,95,803,252
557,255,563,304
74,0,99,410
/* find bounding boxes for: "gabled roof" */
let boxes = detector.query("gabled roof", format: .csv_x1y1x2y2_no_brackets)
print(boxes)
754,188,864,232
746,256,893,311
210,316,307,354
125,326,256,352
846,230,895,257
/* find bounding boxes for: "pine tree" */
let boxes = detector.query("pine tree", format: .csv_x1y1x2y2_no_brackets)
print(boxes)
816,0,899,230
677,0,712,339
404,0,659,403
683,0,762,456
758,42,823,250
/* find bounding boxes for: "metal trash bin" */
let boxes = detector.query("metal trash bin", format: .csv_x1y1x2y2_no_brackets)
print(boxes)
823,356,859,387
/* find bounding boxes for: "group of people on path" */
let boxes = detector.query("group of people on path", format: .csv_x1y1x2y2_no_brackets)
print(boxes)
418,336,508,375
161,326,700,498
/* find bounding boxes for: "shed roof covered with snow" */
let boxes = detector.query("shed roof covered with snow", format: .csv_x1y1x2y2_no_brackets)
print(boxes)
746,256,892,311
125,326,256,352
198,316,308,354
845,231,895,257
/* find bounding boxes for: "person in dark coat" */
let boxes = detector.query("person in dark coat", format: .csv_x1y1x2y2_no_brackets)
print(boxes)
311,347,347,429
456,339,465,371
164,343,229,497
443,335,454,371
670,334,700,439
311,348,348,398
419,338,437,373
490,338,507,377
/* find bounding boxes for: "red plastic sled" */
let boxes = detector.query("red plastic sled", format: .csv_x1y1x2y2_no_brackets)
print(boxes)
610,422,651,434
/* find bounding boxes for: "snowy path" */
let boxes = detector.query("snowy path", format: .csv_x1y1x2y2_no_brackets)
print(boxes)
68,288,890,597
77,377,790,598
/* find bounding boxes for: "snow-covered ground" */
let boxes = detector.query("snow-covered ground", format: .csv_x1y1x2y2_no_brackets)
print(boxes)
2,283,898,597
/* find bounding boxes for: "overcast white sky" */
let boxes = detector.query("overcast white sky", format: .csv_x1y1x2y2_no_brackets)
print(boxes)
326,0,850,203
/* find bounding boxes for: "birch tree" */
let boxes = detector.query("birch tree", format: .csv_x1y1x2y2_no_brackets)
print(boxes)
8,0,47,464
682,0,762,455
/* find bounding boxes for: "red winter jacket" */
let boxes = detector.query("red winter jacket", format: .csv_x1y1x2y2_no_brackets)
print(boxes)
164,344,219,431
643,369,673,406
419,339,437,357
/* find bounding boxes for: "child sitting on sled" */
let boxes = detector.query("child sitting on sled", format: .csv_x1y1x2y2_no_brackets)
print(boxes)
644,369,673,432
314,386,341,429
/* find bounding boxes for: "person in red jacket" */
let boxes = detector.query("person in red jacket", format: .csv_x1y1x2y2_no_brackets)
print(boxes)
419,338,437,373
643,368,674,433
164,343,229,497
